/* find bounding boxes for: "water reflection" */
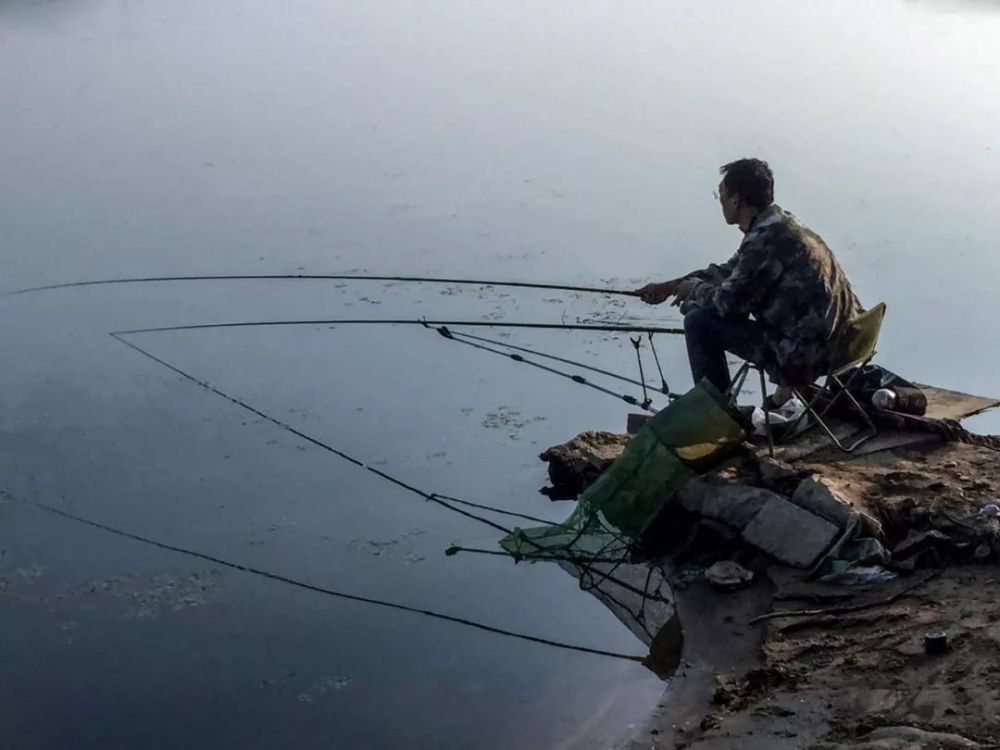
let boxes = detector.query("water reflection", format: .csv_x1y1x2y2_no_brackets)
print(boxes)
561,560,682,679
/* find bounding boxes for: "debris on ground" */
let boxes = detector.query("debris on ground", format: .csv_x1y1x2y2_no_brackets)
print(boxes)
540,433,1000,575
704,561,754,591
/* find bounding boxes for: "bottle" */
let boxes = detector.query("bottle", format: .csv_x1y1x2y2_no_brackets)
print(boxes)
872,388,896,410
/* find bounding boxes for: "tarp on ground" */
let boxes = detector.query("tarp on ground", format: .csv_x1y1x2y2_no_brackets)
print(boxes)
500,383,747,562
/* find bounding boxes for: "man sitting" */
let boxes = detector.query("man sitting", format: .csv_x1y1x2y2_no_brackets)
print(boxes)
637,158,862,400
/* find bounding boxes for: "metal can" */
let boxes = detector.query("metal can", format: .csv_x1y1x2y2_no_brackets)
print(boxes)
871,386,927,415
893,386,928,415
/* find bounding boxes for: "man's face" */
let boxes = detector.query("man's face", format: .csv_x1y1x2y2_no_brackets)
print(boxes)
716,181,740,225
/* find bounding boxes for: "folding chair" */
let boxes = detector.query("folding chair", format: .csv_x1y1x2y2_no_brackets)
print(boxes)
728,303,887,455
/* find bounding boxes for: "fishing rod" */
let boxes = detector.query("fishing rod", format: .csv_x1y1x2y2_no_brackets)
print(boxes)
429,324,659,413
7,273,641,298
445,546,630,566
109,334,672,611
32,501,644,664
112,318,683,336
443,329,668,394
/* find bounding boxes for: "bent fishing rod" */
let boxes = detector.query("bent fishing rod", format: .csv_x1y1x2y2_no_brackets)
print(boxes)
7,273,642,298
112,317,683,336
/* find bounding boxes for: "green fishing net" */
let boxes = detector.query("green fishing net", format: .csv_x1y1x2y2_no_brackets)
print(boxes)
500,383,746,562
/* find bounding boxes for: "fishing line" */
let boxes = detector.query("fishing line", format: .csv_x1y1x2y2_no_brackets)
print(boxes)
557,525,650,606
472,504,668,607
7,273,641,298
452,545,669,607
429,325,658,413
446,329,662,393
112,318,683,337
576,537,633,597
108,333,670,653
31,500,644,664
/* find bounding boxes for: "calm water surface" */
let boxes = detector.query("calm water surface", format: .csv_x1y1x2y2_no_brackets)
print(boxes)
2,1,999,748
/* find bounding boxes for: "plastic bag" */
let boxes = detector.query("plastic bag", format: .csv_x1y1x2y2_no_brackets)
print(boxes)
750,396,806,437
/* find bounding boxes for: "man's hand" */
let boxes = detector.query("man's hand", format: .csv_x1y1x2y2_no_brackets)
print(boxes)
636,281,677,305
636,278,700,305
669,278,699,307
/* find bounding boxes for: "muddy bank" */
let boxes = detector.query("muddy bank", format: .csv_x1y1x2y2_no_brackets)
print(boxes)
631,564,1000,749
622,440,1000,749
626,568,771,748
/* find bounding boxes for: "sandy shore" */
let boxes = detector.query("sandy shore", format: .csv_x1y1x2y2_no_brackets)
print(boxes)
632,566,1000,749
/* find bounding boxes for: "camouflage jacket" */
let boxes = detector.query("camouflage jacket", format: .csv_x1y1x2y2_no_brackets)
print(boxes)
682,204,862,386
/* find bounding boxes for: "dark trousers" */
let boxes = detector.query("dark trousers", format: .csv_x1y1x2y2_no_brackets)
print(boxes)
683,306,768,393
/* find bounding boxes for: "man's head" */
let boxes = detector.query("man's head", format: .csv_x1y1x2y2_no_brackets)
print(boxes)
716,158,774,227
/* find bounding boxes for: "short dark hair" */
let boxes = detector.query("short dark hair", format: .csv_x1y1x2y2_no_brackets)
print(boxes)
719,158,774,209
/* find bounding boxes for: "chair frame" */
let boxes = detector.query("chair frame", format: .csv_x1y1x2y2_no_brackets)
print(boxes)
727,303,886,455
728,361,776,455
787,352,880,452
